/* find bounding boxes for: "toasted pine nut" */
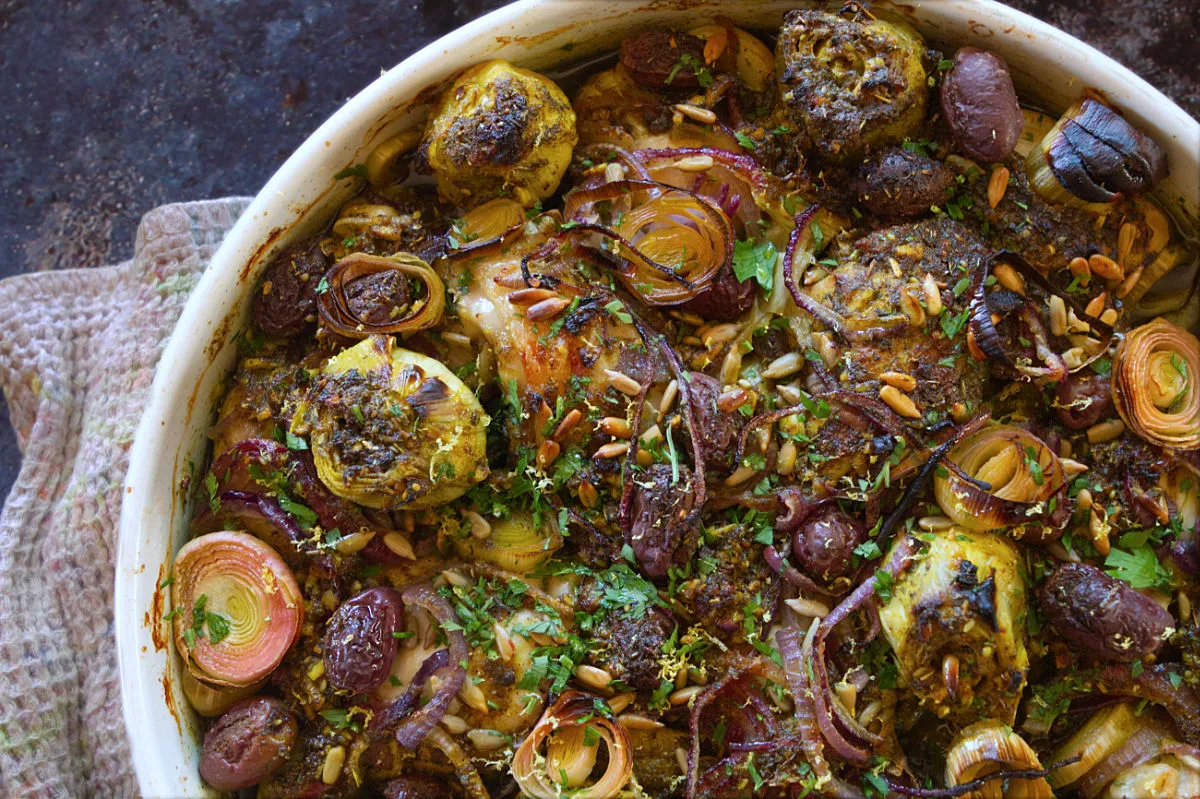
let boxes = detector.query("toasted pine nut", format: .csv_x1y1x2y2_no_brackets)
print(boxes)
526,296,570,322
725,464,758,486
879,371,917,392
674,103,718,125
834,682,858,716
333,530,376,555
1100,308,1119,326
669,309,705,326
607,692,636,715
578,480,599,509
1085,292,1108,318
537,439,560,469
673,153,717,171
702,322,740,348
658,379,679,421
900,288,926,326
918,515,954,531
553,408,583,441
603,369,643,396
1090,509,1111,556
493,623,516,661
1179,592,1193,624
594,441,630,459
858,699,883,729
785,597,832,617
880,385,921,419
383,531,416,560
967,328,986,360
603,162,625,183
777,381,803,405
1077,488,1093,512
442,568,471,588
464,510,492,540
1117,266,1143,299
1060,458,1088,478
322,745,346,785
1118,221,1139,266
993,262,1026,295
460,680,489,713
507,287,556,305
1062,347,1086,371
1048,295,1067,337
598,416,632,438
717,387,750,412
812,331,839,368
674,666,688,690
635,449,653,467
670,685,704,706
763,351,804,379
617,713,664,731
1068,256,1091,283
777,440,798,476
675,746,689,774
640,424,663,445
575,664,614,691
467,729,509,752
1087,418,1125,444
987,165,1010,208
441,331,472,347
441,714,469,735
1088,253,1124,281
923,272,944,317
950,402,971,424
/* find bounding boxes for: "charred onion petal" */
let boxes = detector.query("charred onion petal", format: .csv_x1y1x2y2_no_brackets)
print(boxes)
317,252,445,339
884,758,1079,798
1097,662,1200,747
944,720,1052,797
171,531,304,688
1113,318,1200,451
561,179,733,306
511,690,632,799
933,424,1070,541
968,251,1113,381
381,585,465,748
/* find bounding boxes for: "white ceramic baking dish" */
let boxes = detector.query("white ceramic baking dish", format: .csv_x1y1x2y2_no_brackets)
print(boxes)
114,1,1200,795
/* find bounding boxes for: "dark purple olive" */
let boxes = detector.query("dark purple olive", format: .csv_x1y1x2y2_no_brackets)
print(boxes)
619,30,707,90
199,696,298,791
678,264,755,323
679,372,745,472
853,146,955,218
1039,562,1173,663
252,241,331,339
323,586,405,693
940,47,1023,163
628,464,696,578
1055,371,1113,430
792,506,866,585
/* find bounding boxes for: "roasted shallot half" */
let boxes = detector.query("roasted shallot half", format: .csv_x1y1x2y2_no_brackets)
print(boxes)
171,531,303,688
1112,318,1200,451
317,252,445,339
511,690,633,799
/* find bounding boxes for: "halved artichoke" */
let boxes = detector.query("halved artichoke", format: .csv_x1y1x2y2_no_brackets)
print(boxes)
298,336,489,509
879,529,1029,726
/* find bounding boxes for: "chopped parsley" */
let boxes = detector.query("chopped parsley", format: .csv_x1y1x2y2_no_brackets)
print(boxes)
731,239,778,294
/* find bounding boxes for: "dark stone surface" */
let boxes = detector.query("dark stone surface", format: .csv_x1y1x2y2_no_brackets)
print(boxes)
0,0,1195,504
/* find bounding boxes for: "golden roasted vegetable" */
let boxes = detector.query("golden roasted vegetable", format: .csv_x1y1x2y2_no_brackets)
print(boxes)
1113,318,1200,451
1048,702,1139,790
775,8,927,160
422,59,576,207
451,510,563,574
299,336,489,509
879,529,1029,726
945,720,1051,799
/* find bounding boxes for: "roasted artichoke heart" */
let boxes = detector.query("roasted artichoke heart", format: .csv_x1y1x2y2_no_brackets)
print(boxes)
301,336,489,509
422,59,577,208
879,529,1029,726
775,9,928,161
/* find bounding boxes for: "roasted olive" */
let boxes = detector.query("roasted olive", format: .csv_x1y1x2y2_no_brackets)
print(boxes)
678,264,755,323
199,696,298,791
1039,562,1174,663
619,29,708,90
792,506,866,585
253,241,331,339
323,586,406,693
853,146,955,218
1055,370,1114,430
628,464,697,577
776,8,928,161
940,47,1024,163
679,372,745,472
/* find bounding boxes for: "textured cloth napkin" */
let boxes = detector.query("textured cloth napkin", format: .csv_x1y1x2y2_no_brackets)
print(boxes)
0,197,252,798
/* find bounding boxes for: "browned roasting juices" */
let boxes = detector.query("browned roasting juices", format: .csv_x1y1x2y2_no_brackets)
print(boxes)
166,5,1200,797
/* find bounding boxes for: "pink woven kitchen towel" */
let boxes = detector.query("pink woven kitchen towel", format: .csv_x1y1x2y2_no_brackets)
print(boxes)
0,197,252,798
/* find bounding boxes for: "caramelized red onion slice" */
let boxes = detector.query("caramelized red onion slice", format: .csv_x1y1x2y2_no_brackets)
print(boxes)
968,251,1114,382
369,583,469,749
933,424,1070,541
562,179,733,306
778,624,834,785
1097,662,1200,747
511,691,632,799
1113,318,1200,451
317,252,445,339
171,531,304,688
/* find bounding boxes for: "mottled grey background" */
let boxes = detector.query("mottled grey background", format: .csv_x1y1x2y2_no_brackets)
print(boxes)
0,0,1196,503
